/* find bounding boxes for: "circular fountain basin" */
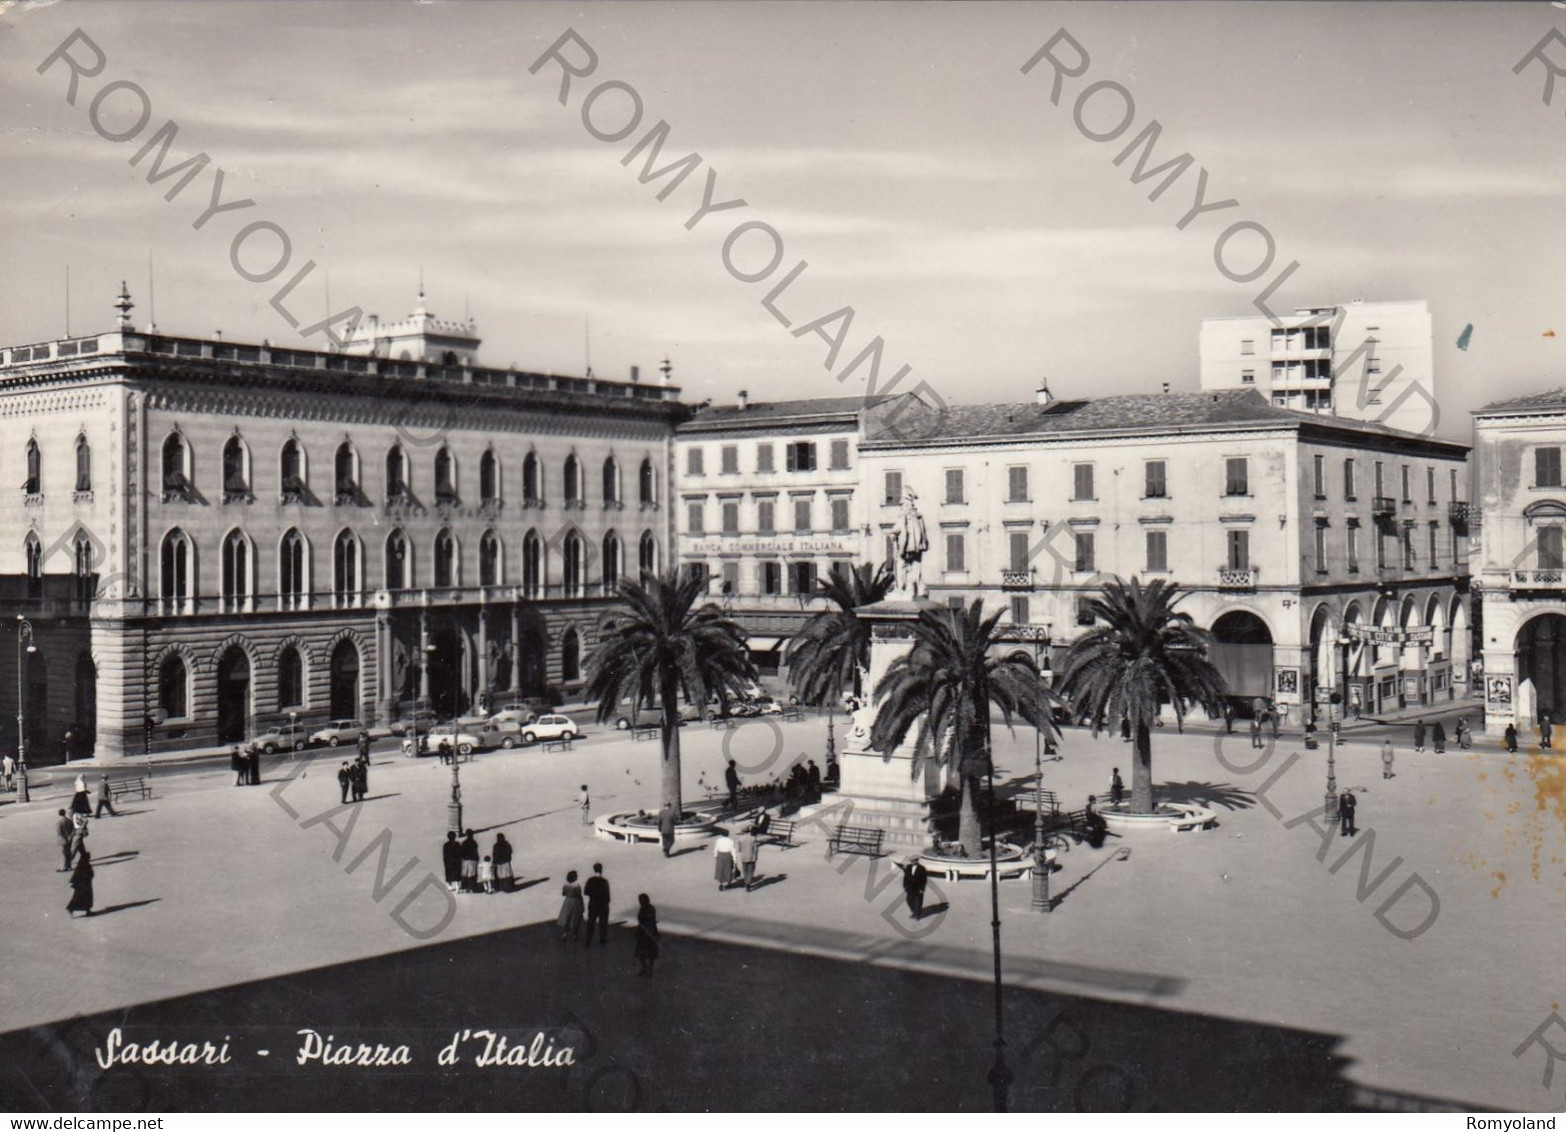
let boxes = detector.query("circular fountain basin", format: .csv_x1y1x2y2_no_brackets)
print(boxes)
918,841,1039,881
1101,801,1217,834
594,809,718,845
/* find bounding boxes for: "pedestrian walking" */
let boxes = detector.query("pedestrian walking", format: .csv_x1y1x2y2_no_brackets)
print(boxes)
1269,701,1281,739
579,784,591,826
713,830,736,891
1456,717,1472,749
70,774,91,817
357,731,371,761
441,831,461,893
492,833,515,892
1249,716,1263,751
735,825,760,891
633,893,659,977
1506,722,1519,754
1543,711,1554,751
337,762,352,805
479,855,495,894
2,753,13,791
66,847,94,918
356,754,369,799
583,863,610,947
558,870,584,943
658,802,676,857
724,760,741,809
459,829,480,893
232,745,248,786
248,747,262,786
350,760,366,803
1338,789,1358,836
56,809,74,872
1109,767,1124,808
1413,718,1426,753
1381,739,1395,779
94,774,117,818
1120,716,1131,742
70,812,89,866
896,856,929,920
1432,720,1447,755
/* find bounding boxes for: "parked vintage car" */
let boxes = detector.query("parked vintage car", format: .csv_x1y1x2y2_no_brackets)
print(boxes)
250,726,305,754
309,719,366,747
521,714,579,745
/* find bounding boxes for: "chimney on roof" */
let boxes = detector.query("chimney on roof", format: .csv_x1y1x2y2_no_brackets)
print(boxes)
1036,378,1053,406
630,365,640,383
1162,382,1169,395
214,330,222,342
660,357,673,385
738,389,749,410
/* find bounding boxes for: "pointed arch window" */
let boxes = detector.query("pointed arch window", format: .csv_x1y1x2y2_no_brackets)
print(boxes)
386,444,410,502
73,531,95,603
385,529,410,590
564,455,583,509
74,434,92,494
334,530,362,607
434,528,457,588
280,439,306,503
159,653,188,720
561,627,582,684
162,432,193,502
603,457,621,508
335,442,360,505
21,438,41,497
280,529,308,609
160,528,193,612
221,529,253,613
24,533,41,599
602,531,621,591
222,435,252,503
523,530,544,598
639,458,657,509
563,531,585,597
638,531,658,578
434,447,458,504
523,452,542,507
480,450,500,506
277,645,304,710
480,529,501,587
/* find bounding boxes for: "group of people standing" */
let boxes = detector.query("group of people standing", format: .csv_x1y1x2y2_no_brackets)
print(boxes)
230,746,263,786
711,824,763,892
442,829,515,894
336,750,373,804
555,864,660,975
61,774,101,917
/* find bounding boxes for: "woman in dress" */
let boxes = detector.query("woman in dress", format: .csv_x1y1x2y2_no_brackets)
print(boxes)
634,893,659,977
491,833,515,893
69,773,91,818
712,830,735,891
558,870,585,943
66,848,94,917
459,829,480,893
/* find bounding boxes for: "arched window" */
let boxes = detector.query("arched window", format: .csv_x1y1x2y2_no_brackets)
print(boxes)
160,528,192,610
523,452,542,507
335,442,358,504
24,533,41,599
159,654,188,720
333,530,361,606
523,530,543,598
222,435,250,502
561,628,581,684
434,446,457,503
480,450,499,505
563,531,585,596
221,529,252,613
639,458,656,508
280,439,306,502
280,529,307,609
638,531,658,578
434,528,457,588
162,432,191,500
385,529,410,589
74,434,91,493
21,438,40,496
564,455,582,508
73,531,94,602
480,529,501,587
277,646,303,710
603,457,620,507
386,444,410,501
602,531,621,591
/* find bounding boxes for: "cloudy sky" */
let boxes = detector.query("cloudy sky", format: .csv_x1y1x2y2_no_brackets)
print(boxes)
0,0,1562,437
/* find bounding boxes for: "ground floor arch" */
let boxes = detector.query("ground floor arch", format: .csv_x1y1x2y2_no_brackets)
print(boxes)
1517,612,1566,723
216,646,252,744
330,639,361,720
1210,609,1274,706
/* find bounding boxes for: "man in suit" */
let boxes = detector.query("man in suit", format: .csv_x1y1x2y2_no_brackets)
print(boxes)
337,763,352,805
1338,789,1357,837
658,802,677,857
583,863,611,947
735,826,761,891
724,760,741,809
56,809,74,871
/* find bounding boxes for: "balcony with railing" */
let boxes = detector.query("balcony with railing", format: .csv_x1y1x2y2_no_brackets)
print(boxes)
1448,501,1472,530
1372,496,1397,519
1510,568,1566,590
1001,570,1034,591
1217,566,1258,590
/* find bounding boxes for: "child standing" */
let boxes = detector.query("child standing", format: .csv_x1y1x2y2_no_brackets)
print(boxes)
579,784,591,825
479,855,495,894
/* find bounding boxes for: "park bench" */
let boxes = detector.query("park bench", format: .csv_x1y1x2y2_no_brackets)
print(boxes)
108,776,152,802
632,725,659,742
826,824,884,859
758,818,800,848
542,736,575,754
780,707,805,723
1035,789,1059,815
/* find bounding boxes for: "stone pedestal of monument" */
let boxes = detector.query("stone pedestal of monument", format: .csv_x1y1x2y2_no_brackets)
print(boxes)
832,597,948,853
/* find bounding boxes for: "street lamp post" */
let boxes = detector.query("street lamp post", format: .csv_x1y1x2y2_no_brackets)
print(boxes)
430,643,461,833
1031,727,1052,913
984,750,1011,1112
1325,635,1350,823
15,616,35,803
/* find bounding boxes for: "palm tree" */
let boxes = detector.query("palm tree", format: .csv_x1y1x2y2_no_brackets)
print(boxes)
585,570,757,814
870,599,1054,857
786,561,894,707
1056,576,1228,814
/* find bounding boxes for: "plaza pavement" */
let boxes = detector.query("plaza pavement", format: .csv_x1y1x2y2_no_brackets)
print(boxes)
1,709,1563,1111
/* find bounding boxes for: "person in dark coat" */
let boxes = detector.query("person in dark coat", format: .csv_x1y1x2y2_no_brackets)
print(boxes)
583,862,610,947
70,813,89,866
69,776,91,817
724,760,741,809
658,803,677,857
350,760,366,803
1432,720,1447,754
357,731,371,761
337,763,352,805
248,748,262,785
896,857,929,919
806,760,822,797
355,755,369,800
1109,768,1124,808
56,809,74,872
633,893,659,976
1413,718,1426,753
441,831,462,894
232,746,249,787
1338,789,1358,836
66,848,94,917
94,775,118,818
459,829,480,893
1506,722,1520,754
1543,712,1554,751
492,833,515,892
1084,795,1107,848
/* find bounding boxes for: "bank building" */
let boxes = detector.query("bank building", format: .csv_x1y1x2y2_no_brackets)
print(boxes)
0,286,683,761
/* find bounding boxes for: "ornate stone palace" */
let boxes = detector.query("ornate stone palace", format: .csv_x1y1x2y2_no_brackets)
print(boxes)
0,287,683,761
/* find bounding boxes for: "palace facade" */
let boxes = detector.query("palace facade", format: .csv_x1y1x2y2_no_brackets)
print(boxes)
0,289,683,761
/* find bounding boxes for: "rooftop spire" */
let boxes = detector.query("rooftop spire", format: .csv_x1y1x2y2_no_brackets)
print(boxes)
115,282,134,329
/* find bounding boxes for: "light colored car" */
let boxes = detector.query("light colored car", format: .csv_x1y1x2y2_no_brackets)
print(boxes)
251,726,305,754
390,709,439,737
521,714,579,745
487,707,538,728
309,719,366,747
428,730,481,757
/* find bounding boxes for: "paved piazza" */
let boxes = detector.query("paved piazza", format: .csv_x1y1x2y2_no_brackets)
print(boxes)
1,712,1562,1111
